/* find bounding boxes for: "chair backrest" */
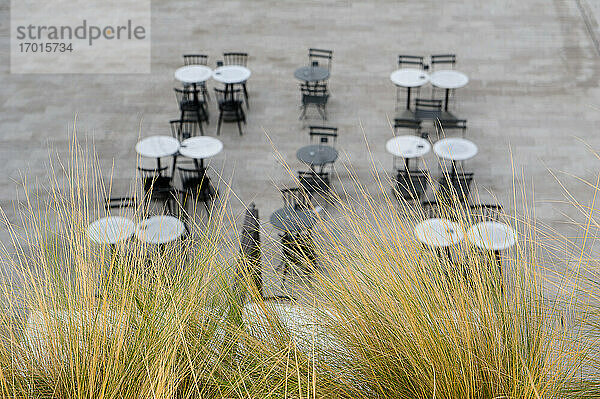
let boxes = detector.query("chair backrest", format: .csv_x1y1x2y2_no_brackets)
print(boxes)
398,55,424,69
105,196,137,211
300,82,328,95
223,52,248,66
420,200,456,220
308,48,333,70
174,87,203,108
469,203,504,223
213,87,242,104
183,54,208,66
430,54,456,69
298,171,330,194
396,170,428,200
415,98,443,112
394,118,422,134
137,165,172,193
437,119,467,137
281,187,310,210
170,119,198,141
439,172,474,202
177,165,210,193
309,126,338,145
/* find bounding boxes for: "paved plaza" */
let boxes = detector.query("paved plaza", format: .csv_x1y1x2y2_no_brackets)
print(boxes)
1,0,600,297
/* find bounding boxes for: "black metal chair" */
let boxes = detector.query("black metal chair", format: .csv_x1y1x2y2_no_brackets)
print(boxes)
239,203,262,296
398,55,425,69
308,125,338,146
430,54,456,70
298,170,330,197
174,87,209,132
177,165,214,212
170,119,200,141
138,166,179,214
299,83,329,120
309,48,333,71
223,52,249,108
281,187,310,210
414,98,442,120
105,196,137,211
182,54,211,102
394,118,422,136
214,88,246,136
395,169,428,200
438,172,474,203
436,119,467,138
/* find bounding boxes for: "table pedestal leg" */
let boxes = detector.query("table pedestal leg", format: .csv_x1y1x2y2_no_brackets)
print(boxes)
444,88,450,111
406,87,412,110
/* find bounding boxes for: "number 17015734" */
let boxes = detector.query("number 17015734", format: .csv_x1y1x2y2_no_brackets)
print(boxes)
18,42,73,52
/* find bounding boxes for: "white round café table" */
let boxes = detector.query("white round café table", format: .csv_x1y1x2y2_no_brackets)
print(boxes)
87,216,136,245
179,136,223,169
429,70,469,111
174,65,213,85
466,221,516,251
212,65,251,84
135,136,180,170
433,137,477,175
390,68,429,110
213,65,251,106
466,221,516,271
414,218,463,248
386,135,431,170
135,215,186,244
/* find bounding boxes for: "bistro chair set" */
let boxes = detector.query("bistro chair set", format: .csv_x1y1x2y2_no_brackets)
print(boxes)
295,49,333,121
388,53,517,276
387,54,476,204
174,52,251,136
414,201,516,276
87,196,187,249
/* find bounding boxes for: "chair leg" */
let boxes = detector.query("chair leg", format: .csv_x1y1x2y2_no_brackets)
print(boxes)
236,111,243,136
216,110,223,136
299,105,307,120
242,83,249,109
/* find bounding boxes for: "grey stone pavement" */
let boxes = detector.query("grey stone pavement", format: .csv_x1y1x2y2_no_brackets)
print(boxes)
0,0,600,298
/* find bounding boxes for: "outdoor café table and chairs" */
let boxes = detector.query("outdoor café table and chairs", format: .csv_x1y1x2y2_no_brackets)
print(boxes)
414,217,517,273
294,48,332,85
390,54,468,114
87,214,187,249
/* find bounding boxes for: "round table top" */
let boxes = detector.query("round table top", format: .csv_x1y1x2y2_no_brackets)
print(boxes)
179,136,223,160
135,215,186,244
390,68,430,88
135,136,180,159
433,138,478,161
430,70,469,89
296,144,338,166
466,221,516,251
385,135,431,158
294,66,330,82
174,65,213,84
270,207,317,232
212,65,251,84
414,218,463,248
87,216,136,245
